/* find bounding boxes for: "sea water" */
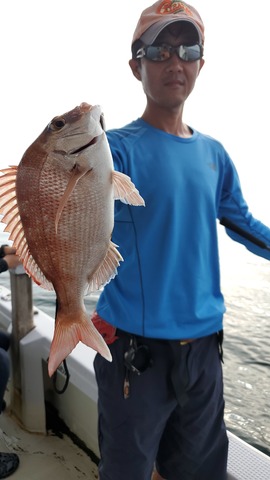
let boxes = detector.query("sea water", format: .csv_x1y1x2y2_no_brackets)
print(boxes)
219,230,270,456
0,228,269,456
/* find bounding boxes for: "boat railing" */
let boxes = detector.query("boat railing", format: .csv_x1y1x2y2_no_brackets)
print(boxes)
8,266,35,424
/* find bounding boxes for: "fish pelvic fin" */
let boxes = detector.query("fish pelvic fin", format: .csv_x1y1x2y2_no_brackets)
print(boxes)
112,171,145,206
86,241,123,293
48,310,112,377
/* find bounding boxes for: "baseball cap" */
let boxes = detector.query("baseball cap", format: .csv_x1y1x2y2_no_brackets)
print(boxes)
132,1,205,46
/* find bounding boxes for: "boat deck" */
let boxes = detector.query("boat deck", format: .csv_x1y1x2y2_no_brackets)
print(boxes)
0,396,98,480
1,399,270,480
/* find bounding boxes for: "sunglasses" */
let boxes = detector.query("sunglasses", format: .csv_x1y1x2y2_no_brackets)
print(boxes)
136,43,203,63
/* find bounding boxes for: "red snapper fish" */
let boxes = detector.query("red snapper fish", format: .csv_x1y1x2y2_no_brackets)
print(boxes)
0,102,145,376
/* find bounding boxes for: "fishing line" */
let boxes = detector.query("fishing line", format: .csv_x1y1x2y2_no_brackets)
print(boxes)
52,359,70,394
51,298,71,394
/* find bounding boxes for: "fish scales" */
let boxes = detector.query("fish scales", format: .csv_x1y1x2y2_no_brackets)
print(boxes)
0,103,145,376
19,160,110,284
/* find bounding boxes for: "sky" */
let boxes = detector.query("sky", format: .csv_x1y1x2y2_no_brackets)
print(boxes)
1,0,270,224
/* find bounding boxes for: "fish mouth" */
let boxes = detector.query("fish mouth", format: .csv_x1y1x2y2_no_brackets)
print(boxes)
71,135,100,155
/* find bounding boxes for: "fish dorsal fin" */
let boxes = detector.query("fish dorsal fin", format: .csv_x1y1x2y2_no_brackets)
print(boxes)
85,241,123,293
112,171,145,206
0,167,54,291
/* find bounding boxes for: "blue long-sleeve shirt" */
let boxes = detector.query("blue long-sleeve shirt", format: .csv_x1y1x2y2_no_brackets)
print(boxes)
96,119,270,339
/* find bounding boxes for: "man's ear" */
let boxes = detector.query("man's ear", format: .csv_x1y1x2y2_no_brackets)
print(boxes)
129,59,142,81
198,58,205,76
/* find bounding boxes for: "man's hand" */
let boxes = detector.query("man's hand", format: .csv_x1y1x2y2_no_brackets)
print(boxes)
4,254,21,269
3,246,16,256
0,245,21,269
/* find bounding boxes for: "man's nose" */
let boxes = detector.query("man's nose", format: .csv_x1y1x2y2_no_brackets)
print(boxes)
165,53,184,71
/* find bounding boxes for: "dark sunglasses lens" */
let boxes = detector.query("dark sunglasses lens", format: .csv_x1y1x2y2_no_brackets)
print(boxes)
124,344,152,374
145,45,171,61
132,345,152,373
179,44,201,61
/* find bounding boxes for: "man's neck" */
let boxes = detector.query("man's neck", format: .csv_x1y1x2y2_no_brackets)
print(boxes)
141,106,192,138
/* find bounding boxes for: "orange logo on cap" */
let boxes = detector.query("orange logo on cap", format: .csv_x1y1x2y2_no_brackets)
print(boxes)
157,1,193,16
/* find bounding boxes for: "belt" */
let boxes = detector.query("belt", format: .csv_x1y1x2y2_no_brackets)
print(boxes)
116,328,195,346
179,339,195,346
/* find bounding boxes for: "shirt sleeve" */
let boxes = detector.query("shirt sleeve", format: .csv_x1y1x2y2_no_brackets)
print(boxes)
218,154,270,260
0,245,8,258
0,258,9,273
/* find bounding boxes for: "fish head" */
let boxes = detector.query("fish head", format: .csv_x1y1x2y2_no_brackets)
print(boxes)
46,102,106,162
21,103,111,174
49,102,103,143
17,103,114,234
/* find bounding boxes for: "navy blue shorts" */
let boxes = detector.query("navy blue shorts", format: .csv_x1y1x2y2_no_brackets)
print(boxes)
94,332,228,480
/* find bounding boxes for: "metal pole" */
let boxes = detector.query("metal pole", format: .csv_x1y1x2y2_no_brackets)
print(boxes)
9,265,35,419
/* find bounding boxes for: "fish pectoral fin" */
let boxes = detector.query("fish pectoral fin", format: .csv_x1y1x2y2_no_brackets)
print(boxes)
48,311,112,377
55,164,90,233
112,171,145,206
87,241,123,292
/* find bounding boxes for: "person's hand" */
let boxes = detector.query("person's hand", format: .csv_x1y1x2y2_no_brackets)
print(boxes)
2,246,16,256
4,254,21,269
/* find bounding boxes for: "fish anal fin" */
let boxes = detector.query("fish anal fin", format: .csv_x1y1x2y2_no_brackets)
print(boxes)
112,171,145,206
48,311,112,377
87,241,123,292
23,258,54,291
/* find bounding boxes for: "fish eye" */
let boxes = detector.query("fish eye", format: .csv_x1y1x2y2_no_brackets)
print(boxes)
49,117,66,131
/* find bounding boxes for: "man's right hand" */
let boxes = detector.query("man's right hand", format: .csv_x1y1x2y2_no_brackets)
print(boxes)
2,246,16,256
4,253,21,269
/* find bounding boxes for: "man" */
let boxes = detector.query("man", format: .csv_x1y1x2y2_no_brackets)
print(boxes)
93,2,270,479
0,245,20,478
0,245,20,273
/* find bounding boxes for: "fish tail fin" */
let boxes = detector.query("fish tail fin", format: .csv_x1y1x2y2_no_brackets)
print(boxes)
112,171,145,206
48,310,112,377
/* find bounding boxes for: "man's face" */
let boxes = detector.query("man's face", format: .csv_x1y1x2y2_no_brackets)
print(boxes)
130,23,204,111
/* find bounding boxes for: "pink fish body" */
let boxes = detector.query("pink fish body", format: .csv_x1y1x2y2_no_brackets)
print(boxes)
0,103,144,376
